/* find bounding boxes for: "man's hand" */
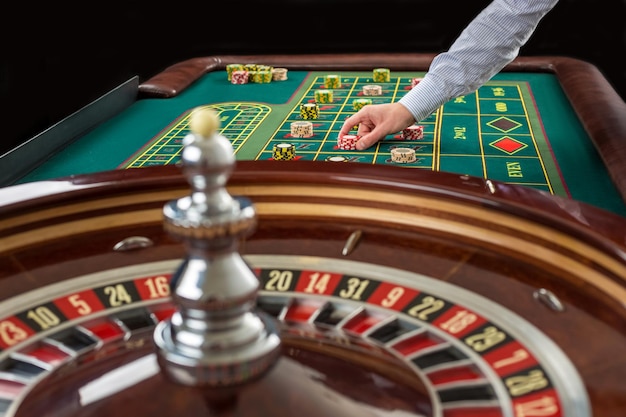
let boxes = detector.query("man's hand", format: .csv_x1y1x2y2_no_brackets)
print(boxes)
338,102,416,150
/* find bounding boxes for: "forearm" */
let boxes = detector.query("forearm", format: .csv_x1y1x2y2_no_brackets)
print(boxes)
399,0,559,122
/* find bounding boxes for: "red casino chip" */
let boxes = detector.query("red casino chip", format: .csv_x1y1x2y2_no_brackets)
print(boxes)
337,134,361,150
410,77,423,89
401,125,424,140
231,70,249,84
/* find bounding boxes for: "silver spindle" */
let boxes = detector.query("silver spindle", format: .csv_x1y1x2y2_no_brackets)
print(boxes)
154,107,281,388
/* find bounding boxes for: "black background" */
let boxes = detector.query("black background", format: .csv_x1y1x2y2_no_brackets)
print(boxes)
2,0,625,156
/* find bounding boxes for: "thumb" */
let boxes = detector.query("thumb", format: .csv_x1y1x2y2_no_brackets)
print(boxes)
339,113,363,137
356,127,386,150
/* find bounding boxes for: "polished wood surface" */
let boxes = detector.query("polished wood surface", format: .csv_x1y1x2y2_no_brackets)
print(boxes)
138,54,626,206
1,162,625,416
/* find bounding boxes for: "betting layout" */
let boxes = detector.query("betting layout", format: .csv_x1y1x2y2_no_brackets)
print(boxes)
122,65,565,196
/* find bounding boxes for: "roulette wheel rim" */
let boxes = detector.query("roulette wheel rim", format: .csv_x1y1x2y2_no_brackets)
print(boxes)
0,160,625,417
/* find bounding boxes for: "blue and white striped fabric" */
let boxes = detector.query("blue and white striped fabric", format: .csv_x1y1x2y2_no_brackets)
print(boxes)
399,0,560,122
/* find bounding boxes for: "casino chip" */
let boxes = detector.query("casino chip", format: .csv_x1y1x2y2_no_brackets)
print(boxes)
325,156,349,162
337,134,361,151
324,75,341,89
410,77,423,89
226,64,244,81
290,121,314,138
314,89,333,103
231,70,249,84
272,68,288,81
353,98,372,111
401,125,424,140
373,68,391,82
300,103,319,119
391,147,417,163
273,143,296,160
251,71,272,83
362,85,383,96
226,62,277,84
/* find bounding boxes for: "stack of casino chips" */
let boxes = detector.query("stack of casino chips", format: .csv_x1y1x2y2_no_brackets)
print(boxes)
325,156,349,162
227,63,281,84
391,147,417,163
226,64,244,81
300,103,319,119
324,75,341,89
242,64,271,73
401,125,424,140
410,77,423,89
337,134,361,150
373,68,391,82
250,70,273,83
362,85,383,96
272,68,288,81
353,98,372,111
231,70,249,85
272,143,296,160
314,89,333,103
246,65,272,83
290,121,314,138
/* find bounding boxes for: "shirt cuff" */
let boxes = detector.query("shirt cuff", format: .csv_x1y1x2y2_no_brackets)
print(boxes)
398,74,452,123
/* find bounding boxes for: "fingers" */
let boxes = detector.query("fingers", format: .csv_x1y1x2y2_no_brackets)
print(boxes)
338,104,396,150
355,127,385,150
338,112,363,137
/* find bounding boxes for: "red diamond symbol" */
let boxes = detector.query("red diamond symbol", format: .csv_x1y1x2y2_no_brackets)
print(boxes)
491,137,526,154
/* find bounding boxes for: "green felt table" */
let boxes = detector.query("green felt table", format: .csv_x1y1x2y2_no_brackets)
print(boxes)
13,54,626,217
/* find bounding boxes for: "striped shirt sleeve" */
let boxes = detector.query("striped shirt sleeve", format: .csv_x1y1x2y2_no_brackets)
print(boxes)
398,0,560,123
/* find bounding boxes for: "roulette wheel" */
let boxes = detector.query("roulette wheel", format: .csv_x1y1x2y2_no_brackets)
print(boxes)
0,109,624,416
